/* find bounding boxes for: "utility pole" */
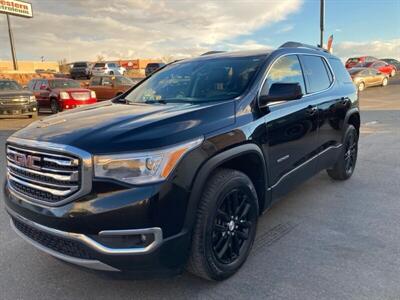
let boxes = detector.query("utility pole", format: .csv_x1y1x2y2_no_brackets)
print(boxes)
6,14,18,70
320,0,325,48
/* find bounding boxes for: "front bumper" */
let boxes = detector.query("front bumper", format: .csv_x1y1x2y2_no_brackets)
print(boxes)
4,179,191,275
0,103,37,116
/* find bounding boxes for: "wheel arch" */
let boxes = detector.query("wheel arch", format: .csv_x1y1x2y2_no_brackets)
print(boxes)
344,108,360,137
184,143,269,231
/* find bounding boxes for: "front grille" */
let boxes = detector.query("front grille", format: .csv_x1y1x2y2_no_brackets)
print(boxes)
70,92,90,101
13,217,92,259
6,144,81,205
0,96,30,106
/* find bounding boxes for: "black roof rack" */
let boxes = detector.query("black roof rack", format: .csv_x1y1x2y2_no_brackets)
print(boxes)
279,41,329,53
200,51,226,56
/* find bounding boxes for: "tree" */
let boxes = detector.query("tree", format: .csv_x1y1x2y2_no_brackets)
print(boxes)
96,55,105,62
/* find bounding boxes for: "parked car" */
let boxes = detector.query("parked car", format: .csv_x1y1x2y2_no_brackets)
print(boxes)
92,62,126,76
88,75,136,101
4,42,360,281
70,61,92,79
28,78,97,113
145,62,166,76
0,79,37,118
355,60,396,77
345,56,377,69
348,67,389,91
380,58,400,71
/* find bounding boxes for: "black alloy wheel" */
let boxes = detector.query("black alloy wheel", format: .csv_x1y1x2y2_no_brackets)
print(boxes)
344,129,357,175
327,124,358,180
212,188,255,265
187,168,259,281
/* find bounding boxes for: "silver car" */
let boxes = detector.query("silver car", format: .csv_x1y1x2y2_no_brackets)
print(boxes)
92,62,126,76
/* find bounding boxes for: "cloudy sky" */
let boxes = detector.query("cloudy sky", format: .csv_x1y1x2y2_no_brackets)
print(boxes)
0,0,399,62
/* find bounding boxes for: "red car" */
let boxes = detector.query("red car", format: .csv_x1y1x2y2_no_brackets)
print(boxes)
355,60,397,77
28,78,97,113
345,56,377,69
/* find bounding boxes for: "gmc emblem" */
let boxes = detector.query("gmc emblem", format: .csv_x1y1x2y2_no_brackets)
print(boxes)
13,153,41,170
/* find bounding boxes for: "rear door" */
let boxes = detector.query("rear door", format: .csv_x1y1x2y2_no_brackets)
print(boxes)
262,54,320,199
311,57,354,171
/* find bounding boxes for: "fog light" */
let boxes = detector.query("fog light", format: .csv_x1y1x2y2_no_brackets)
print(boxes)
91,233,155,249
66,105,69,109
33,107,37,111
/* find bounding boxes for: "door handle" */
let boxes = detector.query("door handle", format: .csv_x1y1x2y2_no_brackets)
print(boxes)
306,105,317,116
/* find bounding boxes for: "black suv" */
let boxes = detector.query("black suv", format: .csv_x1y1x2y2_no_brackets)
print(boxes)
0,79,37,118
70,61,92,79
4,42,359,281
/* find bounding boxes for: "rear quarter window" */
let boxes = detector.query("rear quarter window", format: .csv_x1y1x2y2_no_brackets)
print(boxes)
299,55,332,93
328,58,353,84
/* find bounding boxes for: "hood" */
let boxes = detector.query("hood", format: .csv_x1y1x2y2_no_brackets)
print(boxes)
11,100,235,154
0,90,33,98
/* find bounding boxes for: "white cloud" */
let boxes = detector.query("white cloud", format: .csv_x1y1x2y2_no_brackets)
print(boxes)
276,24,294,34
0,0,302,62
334,39,400,60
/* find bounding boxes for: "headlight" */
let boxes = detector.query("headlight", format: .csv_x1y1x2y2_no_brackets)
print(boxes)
90,90,96,98
94,137,203,184
60,91,70,100
29,95,36,103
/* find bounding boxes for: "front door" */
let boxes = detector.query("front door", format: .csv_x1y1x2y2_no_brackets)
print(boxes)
261,54,320,200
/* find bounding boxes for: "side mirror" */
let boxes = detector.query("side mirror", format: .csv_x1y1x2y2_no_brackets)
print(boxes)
259,83,303,107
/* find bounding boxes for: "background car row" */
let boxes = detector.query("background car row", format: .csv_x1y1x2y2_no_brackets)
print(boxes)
69,61,166,79
345,56,399,91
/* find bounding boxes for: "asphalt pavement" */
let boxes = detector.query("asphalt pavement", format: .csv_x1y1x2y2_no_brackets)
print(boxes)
0,76,399,299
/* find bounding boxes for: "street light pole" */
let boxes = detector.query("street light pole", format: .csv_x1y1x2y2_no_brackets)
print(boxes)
320,0,325,48
6,14,18,70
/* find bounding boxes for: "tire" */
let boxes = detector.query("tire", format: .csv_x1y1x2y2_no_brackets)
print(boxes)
327,125,358,180
358,82,365,92
50,99,61,114
187,168,259,281
382,77,388,87
109,71,114,75
390,69,396,77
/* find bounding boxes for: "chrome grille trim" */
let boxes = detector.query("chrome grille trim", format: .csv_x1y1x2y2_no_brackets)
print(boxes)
6,136,93,207
8,173,78,196
43,157,79,167
7,161,79,182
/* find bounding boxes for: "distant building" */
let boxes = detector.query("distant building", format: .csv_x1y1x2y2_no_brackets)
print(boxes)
0,60,59,73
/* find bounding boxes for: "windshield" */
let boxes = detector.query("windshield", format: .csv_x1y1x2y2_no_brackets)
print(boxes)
125,56,265,104
0,80,22,91
73,62,87,68
49,80,81,89
94,63,105,68
347,58,360,63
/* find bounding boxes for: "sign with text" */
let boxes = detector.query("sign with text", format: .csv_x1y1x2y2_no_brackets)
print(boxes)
0,0,32,18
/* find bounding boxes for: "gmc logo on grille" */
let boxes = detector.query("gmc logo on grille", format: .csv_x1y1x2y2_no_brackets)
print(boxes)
13,153,41,170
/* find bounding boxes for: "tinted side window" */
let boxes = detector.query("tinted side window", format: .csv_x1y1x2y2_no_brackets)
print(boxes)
102,77,113,85
328,58,353,84
261,55,305,95
300,55,331,93
90,77,102,86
